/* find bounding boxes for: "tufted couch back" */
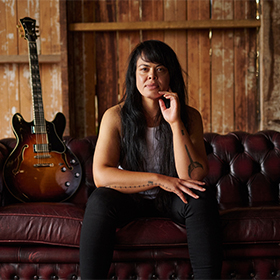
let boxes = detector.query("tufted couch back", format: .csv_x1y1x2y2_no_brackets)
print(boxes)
204,130,280,210
0,130,279,209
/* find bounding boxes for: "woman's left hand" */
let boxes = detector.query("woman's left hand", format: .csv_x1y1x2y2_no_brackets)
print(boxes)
158,89,181,125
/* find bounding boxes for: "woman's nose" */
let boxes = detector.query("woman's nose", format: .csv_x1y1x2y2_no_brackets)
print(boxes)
148,69,157,80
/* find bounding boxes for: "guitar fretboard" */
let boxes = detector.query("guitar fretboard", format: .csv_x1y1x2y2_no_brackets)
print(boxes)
28,41,46,133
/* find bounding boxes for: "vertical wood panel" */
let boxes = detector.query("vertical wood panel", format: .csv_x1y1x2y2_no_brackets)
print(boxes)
164,0,187,78
40,0,62,123
246,0,258,133
67,0,96,137
0,0,20,137
67,0,83,137
234,0,248,131
187,0,211,132
59,0,70,135
142,0,164,41
117,0,141,99
81,1,96,136
17,1,33,124
234,0,258,132
96,0,118,123
211,0,234,133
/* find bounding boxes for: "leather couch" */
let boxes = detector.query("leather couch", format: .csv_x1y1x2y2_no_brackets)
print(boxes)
0,130,279,280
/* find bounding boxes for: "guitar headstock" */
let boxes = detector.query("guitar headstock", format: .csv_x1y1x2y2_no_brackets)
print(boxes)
17,17,39,42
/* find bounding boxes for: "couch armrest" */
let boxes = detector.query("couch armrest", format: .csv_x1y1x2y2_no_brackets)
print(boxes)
0,138,17,206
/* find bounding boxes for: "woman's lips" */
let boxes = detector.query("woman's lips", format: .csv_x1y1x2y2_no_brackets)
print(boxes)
146,83,159,90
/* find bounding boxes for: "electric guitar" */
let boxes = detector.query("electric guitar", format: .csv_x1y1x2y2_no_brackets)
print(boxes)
3,17,82,202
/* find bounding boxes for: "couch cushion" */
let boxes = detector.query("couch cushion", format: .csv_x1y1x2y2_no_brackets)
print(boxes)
0,203,83,247
115,207,280,249
115,218,187,248
1,203,279,250
221,206,280,244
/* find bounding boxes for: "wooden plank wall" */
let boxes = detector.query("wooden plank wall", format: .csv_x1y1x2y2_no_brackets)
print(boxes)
0,0,63,138
67,0,259,138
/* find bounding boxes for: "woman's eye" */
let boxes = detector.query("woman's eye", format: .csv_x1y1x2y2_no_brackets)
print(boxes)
157,67,166,73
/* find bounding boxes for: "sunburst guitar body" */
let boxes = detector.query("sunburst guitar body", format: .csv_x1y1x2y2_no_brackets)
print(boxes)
3,17,82,202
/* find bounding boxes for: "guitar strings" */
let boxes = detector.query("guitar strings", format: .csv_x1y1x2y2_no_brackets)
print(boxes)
29,41,50,165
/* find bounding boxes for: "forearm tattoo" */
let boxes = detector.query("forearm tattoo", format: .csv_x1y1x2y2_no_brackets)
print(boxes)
181,129,203,178
106,181,154,190
106,181,172,192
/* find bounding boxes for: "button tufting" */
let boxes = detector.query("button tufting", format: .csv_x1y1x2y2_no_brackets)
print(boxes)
33,276,39,280
170,273,177,279
71,275,78,280
151,274,158,279
13,276,19,280
111,276,118,280
250,272,255,278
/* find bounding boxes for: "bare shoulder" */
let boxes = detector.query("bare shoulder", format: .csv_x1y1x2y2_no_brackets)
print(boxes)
100,103,123,132
185,105,204,135
186,105,202,120
186,105,203,123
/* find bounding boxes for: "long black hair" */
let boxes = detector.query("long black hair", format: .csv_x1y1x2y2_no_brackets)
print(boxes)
120,40,189,207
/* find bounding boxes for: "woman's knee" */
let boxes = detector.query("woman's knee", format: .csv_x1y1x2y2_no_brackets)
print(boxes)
188,188,219,213
85,188,136,223
170,188,219,222
85,188,123,216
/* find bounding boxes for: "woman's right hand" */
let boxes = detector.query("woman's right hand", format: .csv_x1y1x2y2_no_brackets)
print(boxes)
157,175,206,203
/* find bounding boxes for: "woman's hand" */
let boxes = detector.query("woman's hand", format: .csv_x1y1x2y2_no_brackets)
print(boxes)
157,174,206,204
158,89,181,125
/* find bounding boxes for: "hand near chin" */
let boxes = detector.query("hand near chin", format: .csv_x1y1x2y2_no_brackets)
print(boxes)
158,89,181,125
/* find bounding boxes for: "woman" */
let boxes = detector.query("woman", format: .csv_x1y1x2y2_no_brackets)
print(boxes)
80,40,222,279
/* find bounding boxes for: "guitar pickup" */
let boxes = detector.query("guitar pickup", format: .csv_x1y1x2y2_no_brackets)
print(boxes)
31,125,47,134
33,163,54,168
34,154,51,159
33,143,50,153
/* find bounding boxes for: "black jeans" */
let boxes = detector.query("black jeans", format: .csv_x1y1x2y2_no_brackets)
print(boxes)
80,187,222,279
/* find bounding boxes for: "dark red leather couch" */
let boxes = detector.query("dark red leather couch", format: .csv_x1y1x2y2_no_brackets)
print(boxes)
0,130,279,280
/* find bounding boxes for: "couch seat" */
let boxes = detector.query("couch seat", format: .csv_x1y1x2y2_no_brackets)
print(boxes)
0,203,83,247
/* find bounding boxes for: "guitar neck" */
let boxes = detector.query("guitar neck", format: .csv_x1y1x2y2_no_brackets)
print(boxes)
28,41,46,133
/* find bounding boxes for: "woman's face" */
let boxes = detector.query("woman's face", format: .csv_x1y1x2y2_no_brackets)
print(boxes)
136,55,170,101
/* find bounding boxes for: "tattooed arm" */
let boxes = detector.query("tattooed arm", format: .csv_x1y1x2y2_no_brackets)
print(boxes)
93,104,206,203
159,92,209,181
